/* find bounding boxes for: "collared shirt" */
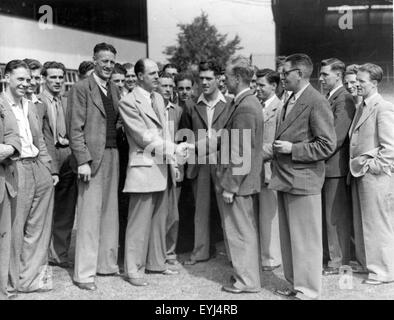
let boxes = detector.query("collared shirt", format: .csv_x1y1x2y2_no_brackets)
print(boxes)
5,93,39,158
42,89,61,142
197,91,227,137
263,94,276,109
284,83,309,118
26,93,40,104
93,72,109,96
363,92,379,107
327,84,343,100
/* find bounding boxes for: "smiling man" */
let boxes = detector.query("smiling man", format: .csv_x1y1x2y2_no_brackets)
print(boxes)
67,43,121,291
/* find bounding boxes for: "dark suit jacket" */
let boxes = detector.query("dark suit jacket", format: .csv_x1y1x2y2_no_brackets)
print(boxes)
67,74,120,175
215,89,264,196
36,92,69,174
325,86,355,177
0,96,21,203
269,84,336,195
179,94,232,179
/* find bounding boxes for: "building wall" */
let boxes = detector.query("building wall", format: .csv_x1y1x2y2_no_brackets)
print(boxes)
0,14,147,70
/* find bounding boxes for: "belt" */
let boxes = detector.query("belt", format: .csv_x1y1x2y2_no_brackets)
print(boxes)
18,157,38,164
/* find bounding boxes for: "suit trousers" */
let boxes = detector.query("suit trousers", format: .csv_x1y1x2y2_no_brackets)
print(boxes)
9,159,54,292
125,187,169,278
73,148,119,283
259,185,282,267
166,183,179,261
49,147,78,264
216,193,261,291
322,177,352,268
351,173,394,282
277,192,322,299
0,192,11,299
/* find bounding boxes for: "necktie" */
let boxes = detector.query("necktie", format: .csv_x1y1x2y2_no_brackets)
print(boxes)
326,92,330,100
351,100,365,134
282,93,295,121
54,97,66,140
150,92,162,124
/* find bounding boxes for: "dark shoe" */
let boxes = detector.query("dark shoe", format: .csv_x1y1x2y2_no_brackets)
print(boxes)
146,269,179,275
32,287,53,293
183,258,209,265
96,271,121,277
73,281,97,291
49,261,73,269
323,267,339,276
362,279,385,285
125,278,148,287
222,285,243,294
273,288,297,298
230,275,236,284
262,265,281,272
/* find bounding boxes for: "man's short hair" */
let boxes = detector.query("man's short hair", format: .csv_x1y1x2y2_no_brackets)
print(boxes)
134,59,146,76
199,61,221,76
162,63,178,73
174,72,195,86
23,58,42,71
4,59,29,75
321,58,346,77
276,55,287,70
159,72,174,80
358,63,383,83
256,68,280,86
285,53,313,79
344,64,360,76
41,61,66,77
93,42,117,56
122,62,134,70
112,63,126,76
227,56,254,84
78,61,94,77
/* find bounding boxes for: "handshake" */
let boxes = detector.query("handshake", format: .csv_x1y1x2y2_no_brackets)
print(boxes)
174,142,195,165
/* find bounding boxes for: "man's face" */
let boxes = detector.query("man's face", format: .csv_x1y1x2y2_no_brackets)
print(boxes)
125,67,137,91
225,66,237,95
164,67,178,79
281,61,300,92
343,74,358,97
5,67,31,98
177,79,193,102
26,68,42,94
94,50,115,80
138,60,159,91
199,70,219,96
111,73,125,91
218,74,228,94
44,68,65,95
356,70,376,98
159,77,174,101
256,76,276,102
249,73,257,92
319,65,340,92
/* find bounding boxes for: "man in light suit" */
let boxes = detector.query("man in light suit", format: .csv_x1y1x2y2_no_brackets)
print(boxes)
255,68,282,271
180,61,233,265
37,61,77,269
0,90,21,300
269,54,336,300
119,59,189,287
4,60,55,293
349,63,394,285
217,56,264,294
319,58,356,275
68,43,121,291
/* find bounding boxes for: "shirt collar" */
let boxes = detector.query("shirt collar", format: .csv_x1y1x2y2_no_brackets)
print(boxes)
5,92,28,111
197,91,226,108
135,86,153,101
293,83,310,102
93,72,108,90
234,88,250,104
166,101,175,110
364,92,379,107
42,89,58,102
263,94,276,108
328,84,343,99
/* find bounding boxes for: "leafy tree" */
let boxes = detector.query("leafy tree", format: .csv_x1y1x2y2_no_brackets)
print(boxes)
163,12,243,71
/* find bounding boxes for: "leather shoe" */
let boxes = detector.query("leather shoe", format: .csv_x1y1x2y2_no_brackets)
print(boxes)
222,285,243,294
49,261,73,269
362,279,384,285
273,288,297,298
126,278,148,287
322,267,339,276
96,271,121,277
73,281,97,291
262,265,281,272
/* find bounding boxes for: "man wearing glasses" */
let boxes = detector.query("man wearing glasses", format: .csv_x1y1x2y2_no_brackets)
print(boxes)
269,54,336,300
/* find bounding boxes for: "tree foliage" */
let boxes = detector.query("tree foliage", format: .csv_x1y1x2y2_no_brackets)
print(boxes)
163,12,243,71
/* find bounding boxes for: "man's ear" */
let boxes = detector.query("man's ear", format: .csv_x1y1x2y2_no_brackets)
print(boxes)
4,73,10,83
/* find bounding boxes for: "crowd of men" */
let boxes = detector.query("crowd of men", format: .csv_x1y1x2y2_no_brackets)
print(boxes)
0,41,393,300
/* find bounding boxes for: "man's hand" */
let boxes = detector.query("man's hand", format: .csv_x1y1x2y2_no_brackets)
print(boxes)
78,163,91,182
175,167,184,182
273,140,293,154
0,144,15,162
175,142,195,164
52,175,60,186
222,190,234,204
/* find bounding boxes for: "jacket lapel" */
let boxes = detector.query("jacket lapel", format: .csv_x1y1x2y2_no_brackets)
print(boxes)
353,94,381,132
264,96,281,122
88,75,106,116
134,89,162,127
195,102,209,129
27,101,39,147
212,99,227,125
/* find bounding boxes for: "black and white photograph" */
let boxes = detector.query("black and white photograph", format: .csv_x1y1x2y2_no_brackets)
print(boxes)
0,0,393,305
